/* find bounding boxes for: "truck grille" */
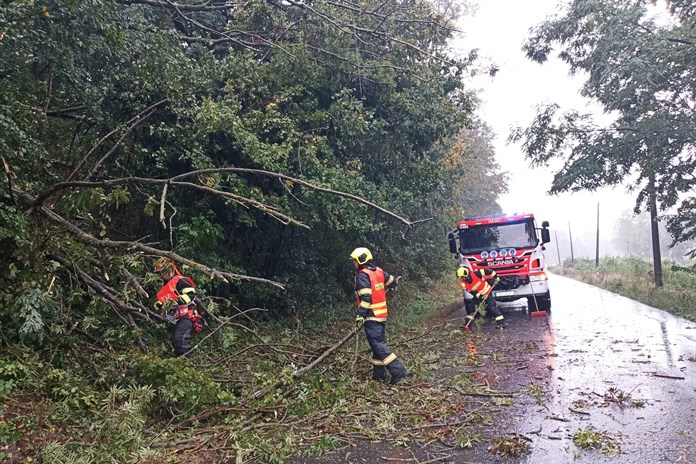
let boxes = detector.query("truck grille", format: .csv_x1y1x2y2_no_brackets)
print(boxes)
490,263,528,273
496,276,529,290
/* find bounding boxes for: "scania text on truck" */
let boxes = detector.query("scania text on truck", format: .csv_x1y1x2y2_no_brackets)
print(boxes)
448,213,552,313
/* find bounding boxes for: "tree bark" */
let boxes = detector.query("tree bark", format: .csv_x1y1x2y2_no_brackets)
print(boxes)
650,192,663,287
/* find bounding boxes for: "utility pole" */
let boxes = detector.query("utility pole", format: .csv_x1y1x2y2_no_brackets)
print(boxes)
568,222,575,264
595,202,600,267
555,230,561,266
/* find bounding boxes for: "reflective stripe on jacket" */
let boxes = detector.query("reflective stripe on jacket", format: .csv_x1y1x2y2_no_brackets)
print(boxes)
157,275,197,319
356,267,390,322
459,271,492,299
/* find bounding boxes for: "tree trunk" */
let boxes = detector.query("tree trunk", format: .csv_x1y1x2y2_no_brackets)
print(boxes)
650,193,663,287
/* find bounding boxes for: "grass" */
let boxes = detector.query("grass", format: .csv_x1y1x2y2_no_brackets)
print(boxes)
552,257,696,321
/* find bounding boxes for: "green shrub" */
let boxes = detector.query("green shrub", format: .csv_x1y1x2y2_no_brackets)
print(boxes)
133,355,234,414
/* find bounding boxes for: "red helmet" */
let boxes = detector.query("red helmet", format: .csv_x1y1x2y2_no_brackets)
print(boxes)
154,257,176,273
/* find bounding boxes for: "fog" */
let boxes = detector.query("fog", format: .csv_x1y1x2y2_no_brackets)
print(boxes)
452,0,647,263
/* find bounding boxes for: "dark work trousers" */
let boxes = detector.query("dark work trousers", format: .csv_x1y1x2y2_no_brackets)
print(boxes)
171,317,193,358
470,296,504,324
364,321,408,382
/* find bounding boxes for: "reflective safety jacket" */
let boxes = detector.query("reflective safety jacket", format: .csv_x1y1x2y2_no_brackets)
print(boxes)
157,275,197,320
459,269,497,299
354,265,396,322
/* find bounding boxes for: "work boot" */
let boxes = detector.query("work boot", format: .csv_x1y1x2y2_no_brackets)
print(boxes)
389,372,409,386
373,365,387,383
495,316,506,329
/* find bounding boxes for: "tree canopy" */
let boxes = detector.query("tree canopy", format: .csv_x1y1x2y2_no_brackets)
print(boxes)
0,0,502,347
510,0,696,253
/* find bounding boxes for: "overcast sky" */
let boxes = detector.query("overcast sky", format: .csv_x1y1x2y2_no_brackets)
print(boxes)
452,0,638,260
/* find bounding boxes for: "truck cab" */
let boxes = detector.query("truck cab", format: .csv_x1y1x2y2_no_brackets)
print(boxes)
448,213,552,312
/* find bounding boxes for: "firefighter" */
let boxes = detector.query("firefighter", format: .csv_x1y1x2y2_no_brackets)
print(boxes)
154,257,202,358
457,265,505,328
350,247,409,385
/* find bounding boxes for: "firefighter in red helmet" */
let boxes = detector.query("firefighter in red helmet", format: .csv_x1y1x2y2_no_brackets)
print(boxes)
154,257,203,358
350,247,409,385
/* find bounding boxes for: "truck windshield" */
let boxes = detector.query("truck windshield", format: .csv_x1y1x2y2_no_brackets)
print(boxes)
459,220,537,253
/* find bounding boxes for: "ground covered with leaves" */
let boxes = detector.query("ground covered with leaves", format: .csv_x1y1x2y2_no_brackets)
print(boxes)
1,280,554,463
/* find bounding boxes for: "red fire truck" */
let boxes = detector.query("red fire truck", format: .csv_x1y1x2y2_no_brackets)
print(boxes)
448,213,552,313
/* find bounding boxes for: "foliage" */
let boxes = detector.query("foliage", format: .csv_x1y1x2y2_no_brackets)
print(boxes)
0,357,33,399
612,209,696,262
0,1,508,461
512,0,696,248
488,436,529,457
134,355,235,414
454,432,482,448
305,434,342,457
41,385,160,464
572,427,621,456
0,0,502,349
0,275,504,462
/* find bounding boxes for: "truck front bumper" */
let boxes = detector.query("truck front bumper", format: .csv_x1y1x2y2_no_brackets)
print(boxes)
492,280,549,301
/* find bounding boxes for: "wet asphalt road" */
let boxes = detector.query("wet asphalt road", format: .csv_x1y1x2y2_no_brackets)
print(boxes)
288,273,696,463
491,272,696,463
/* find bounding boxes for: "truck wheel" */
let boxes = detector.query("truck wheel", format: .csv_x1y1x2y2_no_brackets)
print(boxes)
527,292,551,313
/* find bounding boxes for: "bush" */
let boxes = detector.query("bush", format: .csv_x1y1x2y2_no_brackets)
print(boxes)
133,355,234,415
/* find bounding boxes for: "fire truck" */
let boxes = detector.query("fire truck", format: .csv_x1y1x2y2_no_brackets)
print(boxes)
447,213,552,313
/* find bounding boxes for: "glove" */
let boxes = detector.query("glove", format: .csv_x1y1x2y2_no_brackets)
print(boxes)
494,277,500,285
164,310,177,325
193,313,205,333
388,275,402,292
355,315,365,327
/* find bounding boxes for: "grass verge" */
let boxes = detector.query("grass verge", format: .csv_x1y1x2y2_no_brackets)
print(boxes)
552,257,696,322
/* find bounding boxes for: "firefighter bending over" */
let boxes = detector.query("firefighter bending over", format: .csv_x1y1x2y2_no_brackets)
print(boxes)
457,265,505,329
350,247,409,385
155,258,203,358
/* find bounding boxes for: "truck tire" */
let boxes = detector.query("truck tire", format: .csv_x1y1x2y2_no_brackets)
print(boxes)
527,291,551,313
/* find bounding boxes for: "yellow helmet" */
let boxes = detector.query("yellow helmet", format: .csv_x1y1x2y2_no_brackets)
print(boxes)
456,266,470,278
350,247,373,265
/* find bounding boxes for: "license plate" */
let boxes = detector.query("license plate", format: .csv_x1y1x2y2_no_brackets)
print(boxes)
494,290,514,297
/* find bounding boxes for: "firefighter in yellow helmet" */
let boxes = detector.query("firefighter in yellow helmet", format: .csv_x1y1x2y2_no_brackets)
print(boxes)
154,257,203,357
350,247,409,385
457,264,505,328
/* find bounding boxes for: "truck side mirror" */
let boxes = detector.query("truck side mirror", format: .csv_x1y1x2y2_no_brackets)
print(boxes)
542,220,549,228
541,228,551,244
447,232,458,254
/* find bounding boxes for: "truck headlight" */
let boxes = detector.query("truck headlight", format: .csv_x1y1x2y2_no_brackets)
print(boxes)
529,273,547,282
